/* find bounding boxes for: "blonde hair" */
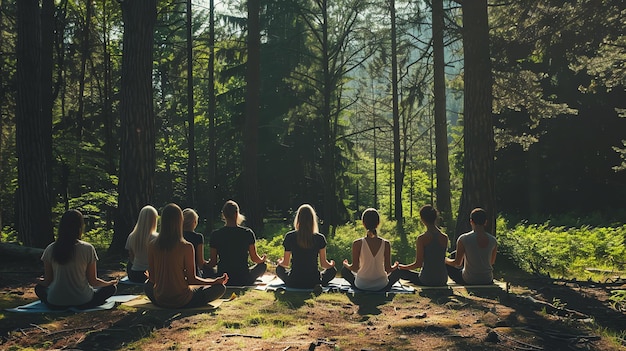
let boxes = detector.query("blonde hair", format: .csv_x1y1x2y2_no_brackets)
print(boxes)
154,203,184,251
182,208,199,231
222,200,246,225
128,205,158,254
294,204,318,249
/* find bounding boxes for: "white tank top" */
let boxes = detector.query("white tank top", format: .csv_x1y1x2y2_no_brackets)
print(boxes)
355,237,388,290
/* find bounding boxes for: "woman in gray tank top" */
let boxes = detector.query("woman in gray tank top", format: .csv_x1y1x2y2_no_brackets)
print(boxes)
398,205,449,286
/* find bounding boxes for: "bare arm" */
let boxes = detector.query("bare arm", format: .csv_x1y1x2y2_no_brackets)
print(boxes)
445,239,466,267
490,243,498,265
343,240,361,272
248,244,267,264
398,236,424,270
184,244,228,285
383,240,398,273
206,247,218,269
147,246,155,283
277,251,291,268
318,247,335,269
39,261,54,287
195,243,207,268
86,261,118,288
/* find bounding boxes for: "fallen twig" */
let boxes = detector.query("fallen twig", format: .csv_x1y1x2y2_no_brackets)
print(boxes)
221,333,261,339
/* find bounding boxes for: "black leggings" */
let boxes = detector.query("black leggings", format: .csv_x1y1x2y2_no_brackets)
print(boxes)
276,265,337,289
35,284,117,310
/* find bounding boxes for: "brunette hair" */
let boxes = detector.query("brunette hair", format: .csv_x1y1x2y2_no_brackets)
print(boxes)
52,209,84,265
419,205,438,224
294,204,318,249
470,208,487,225
153,203,184,251
361,208,380,236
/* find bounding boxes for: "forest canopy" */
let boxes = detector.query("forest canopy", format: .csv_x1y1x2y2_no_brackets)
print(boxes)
0,0,624,249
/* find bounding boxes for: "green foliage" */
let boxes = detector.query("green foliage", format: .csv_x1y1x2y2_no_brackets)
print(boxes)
255,217,423,268
1,226,18,243
498,217,626,279
52,191,117,248
608,290,626,312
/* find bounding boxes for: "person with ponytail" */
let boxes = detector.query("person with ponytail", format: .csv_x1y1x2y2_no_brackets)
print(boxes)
125,205,159,283
145,203,227,308
182,208,209,277
341,208,401,291
276,204,336,289
397,205,449,286
206,200,267,286
35,210,118,309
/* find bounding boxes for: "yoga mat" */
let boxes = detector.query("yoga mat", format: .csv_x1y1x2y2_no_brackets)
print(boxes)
6,295,139,313
121,296,226,311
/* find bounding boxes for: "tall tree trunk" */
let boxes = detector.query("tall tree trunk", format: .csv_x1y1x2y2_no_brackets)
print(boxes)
206,0,217,228
320,0,334,235
243,0,262,231
102,0,115,176
75,0,93,194
16,0,53,248
454,0,496,246
0,0,5,239
389,0,405,241
110,0,157,253
432,0,453,237
186,0,196,207
41,0,54,203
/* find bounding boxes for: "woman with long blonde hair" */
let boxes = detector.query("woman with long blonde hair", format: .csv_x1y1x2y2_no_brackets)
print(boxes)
276,204,336,289
145,203,227,308
125,205,159,283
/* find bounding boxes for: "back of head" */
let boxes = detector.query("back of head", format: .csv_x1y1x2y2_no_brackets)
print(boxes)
182,208,199,231
419,205,438,224
470,208,488,226
361,208,380,235
52,209,84,265
294,204,318,249
130,205,158,250
155,203,183,251
222,200,245,225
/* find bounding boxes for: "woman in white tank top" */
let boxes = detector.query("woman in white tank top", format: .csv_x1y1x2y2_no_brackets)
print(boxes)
341,208,401,291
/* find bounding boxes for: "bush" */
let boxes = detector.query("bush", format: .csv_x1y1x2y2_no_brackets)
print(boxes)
498,217,626,279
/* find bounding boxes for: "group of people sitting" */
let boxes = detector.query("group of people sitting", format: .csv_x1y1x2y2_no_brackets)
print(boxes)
34,200,497,310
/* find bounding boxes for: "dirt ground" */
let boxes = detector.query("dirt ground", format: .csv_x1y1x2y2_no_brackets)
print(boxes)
1,253,625,351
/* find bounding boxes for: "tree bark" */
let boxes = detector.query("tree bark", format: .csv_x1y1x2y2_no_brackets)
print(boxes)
432,0,453,237
390,0,405,242
110,0,157,252
454,0,496,245
16,0,54,248
243,0,262,232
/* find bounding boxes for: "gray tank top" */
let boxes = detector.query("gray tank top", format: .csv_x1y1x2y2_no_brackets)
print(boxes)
418,234,448,286
459,231,497,284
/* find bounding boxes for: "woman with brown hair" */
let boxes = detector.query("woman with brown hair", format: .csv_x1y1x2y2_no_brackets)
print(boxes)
341,208,401,291
145,203,227,308
35,209,118,309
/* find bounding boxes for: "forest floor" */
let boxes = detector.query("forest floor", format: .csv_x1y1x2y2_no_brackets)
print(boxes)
1,253,625,351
